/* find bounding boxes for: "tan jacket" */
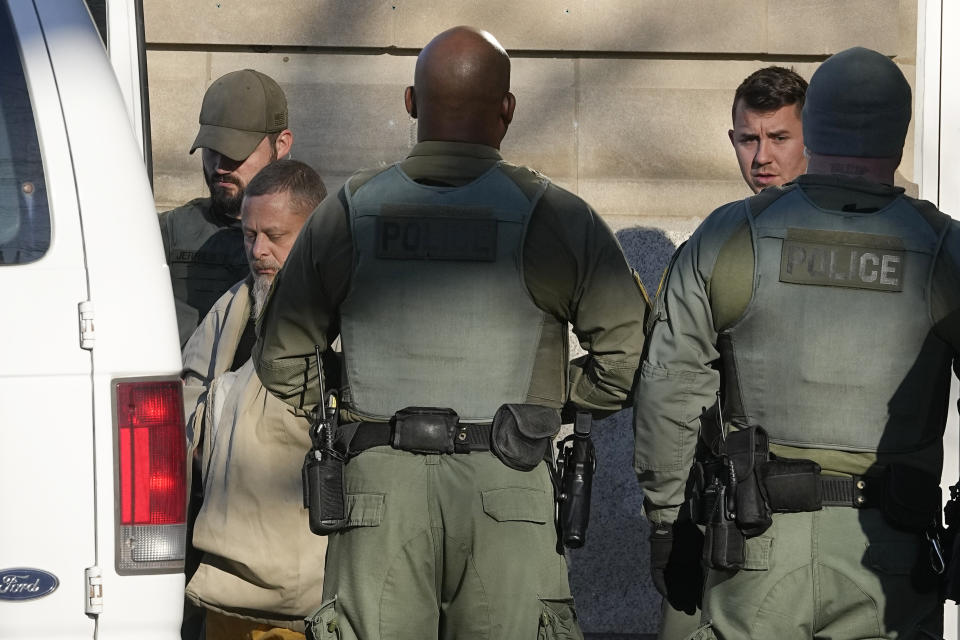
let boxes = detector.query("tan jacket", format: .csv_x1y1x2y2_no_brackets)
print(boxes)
182,280,326,630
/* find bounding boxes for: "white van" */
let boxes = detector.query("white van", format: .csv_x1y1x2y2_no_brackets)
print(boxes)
0,0,186,637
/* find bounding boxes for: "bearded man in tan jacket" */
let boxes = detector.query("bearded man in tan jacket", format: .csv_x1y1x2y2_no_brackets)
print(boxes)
181,159,330,639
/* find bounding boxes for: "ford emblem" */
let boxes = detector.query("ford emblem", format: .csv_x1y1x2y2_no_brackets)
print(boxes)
0,568,59,601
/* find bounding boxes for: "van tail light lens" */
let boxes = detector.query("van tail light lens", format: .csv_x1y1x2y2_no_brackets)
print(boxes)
114,379,187,573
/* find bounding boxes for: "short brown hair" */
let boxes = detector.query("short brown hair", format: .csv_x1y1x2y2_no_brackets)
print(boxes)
732,66,808,124
245,159,327,215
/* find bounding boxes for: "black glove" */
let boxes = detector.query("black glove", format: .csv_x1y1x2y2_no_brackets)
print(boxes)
649,521,705,615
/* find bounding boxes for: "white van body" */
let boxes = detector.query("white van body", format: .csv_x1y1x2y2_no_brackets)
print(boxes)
0,0,185,637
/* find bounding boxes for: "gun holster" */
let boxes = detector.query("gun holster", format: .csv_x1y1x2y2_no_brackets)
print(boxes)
695,425,773,569
555,412,595,549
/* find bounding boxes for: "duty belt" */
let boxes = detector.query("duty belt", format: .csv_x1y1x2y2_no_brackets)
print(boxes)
819,475,881,509
341,420,492,456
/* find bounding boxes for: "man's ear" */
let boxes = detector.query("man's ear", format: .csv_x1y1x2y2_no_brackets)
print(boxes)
275,129,294,159
501,91,516,127
727,129,735,147
404,86,417,119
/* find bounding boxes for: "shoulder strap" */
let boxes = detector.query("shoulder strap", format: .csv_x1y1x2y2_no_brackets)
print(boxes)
908,197,952,238
746,183,796,220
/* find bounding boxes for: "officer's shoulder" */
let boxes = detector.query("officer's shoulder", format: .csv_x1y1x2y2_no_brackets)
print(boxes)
902,195,957,237
158,197,210,222
344,166,394,197
497,163,595,222
694,197,752,243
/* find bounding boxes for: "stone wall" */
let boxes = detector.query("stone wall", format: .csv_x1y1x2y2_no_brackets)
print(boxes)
144,2,918,636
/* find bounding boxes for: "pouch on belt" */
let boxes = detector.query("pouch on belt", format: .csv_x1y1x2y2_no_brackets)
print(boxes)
491,404,561,471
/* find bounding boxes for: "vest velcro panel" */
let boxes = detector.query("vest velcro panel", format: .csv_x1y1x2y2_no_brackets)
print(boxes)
340,164,548,422
722,189,953,453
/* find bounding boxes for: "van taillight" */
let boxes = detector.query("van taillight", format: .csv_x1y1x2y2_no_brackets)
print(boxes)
114,379,187,573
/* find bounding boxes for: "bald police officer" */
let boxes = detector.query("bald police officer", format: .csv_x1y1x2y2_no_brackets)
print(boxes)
635,47,958,639
254,26,648,640
159,69,293,345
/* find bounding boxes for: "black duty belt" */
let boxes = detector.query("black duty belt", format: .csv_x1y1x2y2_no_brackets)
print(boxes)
344,420,492,455
820,475,881,509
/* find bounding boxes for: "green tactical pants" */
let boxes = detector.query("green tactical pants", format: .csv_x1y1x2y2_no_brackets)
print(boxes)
308,446,583,640
658,600,702,640
686,507,942,640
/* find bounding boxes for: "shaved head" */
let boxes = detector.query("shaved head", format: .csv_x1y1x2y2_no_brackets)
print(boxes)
405,26,515,148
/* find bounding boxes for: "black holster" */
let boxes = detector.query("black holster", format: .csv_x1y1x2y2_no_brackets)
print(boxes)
701,474,744,570
944,483,960,602
555,412,595,549
695,425,772,569
726,426,773,537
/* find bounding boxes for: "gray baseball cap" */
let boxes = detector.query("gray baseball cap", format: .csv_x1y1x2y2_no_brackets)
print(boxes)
190,69,288,161
802,47,911,158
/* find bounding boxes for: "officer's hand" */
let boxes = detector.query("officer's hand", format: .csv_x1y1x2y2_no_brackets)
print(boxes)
648,521,704,615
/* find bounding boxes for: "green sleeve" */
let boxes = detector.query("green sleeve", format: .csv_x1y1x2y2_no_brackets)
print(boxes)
931,222,960,352
252,190,353,412
523,184,650,412
633,201,746,528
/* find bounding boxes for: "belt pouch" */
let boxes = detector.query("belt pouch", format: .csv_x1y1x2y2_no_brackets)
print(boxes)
392,406,458,454
882,464,941,531
491,404,561,471
702,483,745,570
760,457,823,512
726,426,773,537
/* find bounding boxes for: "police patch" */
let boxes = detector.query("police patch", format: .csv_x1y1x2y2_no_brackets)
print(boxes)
376,205,497,261
779,228,905,292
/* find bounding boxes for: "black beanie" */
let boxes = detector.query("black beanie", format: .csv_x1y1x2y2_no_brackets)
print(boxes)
802,47,911,158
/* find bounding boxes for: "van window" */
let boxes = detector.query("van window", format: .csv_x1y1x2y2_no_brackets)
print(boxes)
0,6,51,264
83,0,107,47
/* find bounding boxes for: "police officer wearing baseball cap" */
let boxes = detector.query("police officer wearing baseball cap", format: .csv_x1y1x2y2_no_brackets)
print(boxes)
159,69,293,346
636,47,958,639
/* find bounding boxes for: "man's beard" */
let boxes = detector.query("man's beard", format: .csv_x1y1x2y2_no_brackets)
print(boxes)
251,258,281,319
251,274,272,319
206,173,244,219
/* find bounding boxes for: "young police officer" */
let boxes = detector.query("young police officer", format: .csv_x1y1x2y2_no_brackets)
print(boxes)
636,47,958,639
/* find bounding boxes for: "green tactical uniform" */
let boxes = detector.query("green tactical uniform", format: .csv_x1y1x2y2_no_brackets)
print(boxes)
634,174,960,639
158,197,249,346
254,141,649,639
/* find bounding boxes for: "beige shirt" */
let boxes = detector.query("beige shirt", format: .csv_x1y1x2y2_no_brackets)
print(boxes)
183,281,326,630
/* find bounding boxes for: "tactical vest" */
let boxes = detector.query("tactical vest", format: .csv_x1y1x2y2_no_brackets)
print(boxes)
161,198,248,344
339,164,548,422
721,186,953,453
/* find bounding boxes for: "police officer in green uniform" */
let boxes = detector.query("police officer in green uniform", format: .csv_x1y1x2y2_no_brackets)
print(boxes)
635,47,958,640
656,65,811,640
159,69,293,345
253,26,649,640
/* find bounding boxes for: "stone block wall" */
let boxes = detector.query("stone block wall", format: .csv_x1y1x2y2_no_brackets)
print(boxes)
145,2,918,636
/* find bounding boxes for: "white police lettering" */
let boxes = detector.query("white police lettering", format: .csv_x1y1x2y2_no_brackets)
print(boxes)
880,254,901,286
0,575,40,594
859,253,880,283
780,235,904,292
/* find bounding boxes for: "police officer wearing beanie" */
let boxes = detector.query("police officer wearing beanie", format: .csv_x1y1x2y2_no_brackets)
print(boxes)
254,26,648,639
159,69,293,346
635,47,958,639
